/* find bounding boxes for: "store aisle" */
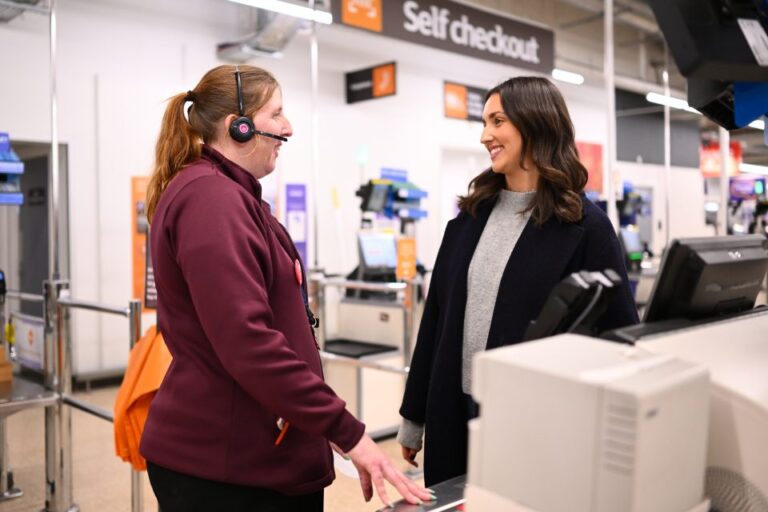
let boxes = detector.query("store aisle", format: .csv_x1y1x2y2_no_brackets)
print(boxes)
2,385,421,511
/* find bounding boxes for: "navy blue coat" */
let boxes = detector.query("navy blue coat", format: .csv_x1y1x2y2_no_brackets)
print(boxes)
400,196,639,486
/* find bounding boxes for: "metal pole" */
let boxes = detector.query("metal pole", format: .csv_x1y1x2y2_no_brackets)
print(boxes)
128,300,143,512
49,0,60,281
0,419,22,501
309,0,321,269
44,280,77,512
662,54,672,247
604,0,618,229
719,128,730,235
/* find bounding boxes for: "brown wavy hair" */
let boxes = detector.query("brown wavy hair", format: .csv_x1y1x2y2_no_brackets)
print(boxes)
458,76,587,226
146,65,279,223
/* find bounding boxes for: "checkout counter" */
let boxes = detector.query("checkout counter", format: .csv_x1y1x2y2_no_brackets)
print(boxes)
386,234,768,512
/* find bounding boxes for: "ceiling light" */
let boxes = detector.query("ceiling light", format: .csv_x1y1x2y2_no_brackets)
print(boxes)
551,68,584,85
740,163,768,175
748,118,765,130
226,0,332,24
645,92,701,114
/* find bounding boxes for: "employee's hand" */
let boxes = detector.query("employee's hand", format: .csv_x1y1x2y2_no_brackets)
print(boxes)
400,444,420,468
347,434,434,507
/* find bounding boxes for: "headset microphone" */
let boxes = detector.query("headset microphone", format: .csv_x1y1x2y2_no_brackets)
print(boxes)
229,69,288,143
252,129,288,142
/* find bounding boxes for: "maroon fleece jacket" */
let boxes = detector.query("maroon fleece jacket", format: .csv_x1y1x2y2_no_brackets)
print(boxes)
140,145,365,495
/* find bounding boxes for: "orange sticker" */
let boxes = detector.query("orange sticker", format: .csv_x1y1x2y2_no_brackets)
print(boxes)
372,63,396,97
444,83,469,120
396,237,417,281
341,0,383,33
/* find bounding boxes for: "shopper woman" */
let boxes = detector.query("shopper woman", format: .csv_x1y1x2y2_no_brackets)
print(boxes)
140,65,432,511
397,76,639,486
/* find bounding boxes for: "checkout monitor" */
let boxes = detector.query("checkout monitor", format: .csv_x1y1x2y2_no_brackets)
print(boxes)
619,227,644,264
643,234,768,323
358,232,397,274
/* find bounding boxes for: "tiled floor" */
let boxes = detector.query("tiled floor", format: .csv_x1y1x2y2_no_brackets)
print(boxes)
1,385,424,511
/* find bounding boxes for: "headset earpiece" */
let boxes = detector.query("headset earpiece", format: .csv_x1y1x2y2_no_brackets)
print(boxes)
229,116,255,142
229,69,255,143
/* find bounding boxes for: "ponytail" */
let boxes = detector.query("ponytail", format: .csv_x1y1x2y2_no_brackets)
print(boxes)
146,93,202,223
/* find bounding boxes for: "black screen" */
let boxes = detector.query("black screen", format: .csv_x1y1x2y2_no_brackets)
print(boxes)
644,235,768,322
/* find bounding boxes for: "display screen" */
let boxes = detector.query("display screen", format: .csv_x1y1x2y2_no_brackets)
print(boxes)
730,176,766,201
359,233,397,269
365,184,389,212
619,227,644,261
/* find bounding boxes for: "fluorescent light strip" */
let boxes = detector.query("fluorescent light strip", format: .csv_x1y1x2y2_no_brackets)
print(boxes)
740,162,768,175
551,68,584,85
227,0,332,24
645,92,700,114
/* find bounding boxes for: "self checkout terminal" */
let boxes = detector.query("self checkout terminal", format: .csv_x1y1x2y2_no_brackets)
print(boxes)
459,235,768,512
322,178,428,438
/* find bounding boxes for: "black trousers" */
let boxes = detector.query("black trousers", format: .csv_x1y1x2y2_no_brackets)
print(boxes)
147,461,324,512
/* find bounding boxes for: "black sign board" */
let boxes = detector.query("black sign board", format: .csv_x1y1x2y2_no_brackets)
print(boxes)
332,1,554,74
444,81,488,122
345,62,397,104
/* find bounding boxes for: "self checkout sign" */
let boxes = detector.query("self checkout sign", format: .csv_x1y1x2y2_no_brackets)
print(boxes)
333,1,554,74
345,62,397,104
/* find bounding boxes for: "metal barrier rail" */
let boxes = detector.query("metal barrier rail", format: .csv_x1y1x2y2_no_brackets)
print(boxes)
57,297,131,317
12,279,146,512
320,278,407,293
52,291,143,512
318,350,410,376
61,395,113,423
5,290,45,303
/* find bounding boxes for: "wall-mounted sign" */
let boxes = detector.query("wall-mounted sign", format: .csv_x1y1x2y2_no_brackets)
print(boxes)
11,312,44,371
131,176,155,311
346,62,397,104
285,183,308,265
700,142,741,178
444,81,487,122
576,142,604,195
332,1,554,73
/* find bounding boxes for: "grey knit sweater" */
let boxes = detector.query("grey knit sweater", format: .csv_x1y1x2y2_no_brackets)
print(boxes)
398,189,534,449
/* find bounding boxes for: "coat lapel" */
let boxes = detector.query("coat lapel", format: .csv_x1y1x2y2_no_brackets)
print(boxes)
486,215,585,349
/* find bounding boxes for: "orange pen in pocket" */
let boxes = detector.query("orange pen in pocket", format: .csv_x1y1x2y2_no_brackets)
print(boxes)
275,418,290,446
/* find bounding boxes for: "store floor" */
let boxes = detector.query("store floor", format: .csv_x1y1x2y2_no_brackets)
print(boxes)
2,385,423,511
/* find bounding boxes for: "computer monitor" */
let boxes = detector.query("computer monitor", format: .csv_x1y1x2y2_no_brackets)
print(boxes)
730,175,767,201
619,227,644,264
358,232,397,270
648,0,768,129
643,235,768,323
358,182,390,213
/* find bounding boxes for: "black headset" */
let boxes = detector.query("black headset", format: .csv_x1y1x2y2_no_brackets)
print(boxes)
229,69,288,143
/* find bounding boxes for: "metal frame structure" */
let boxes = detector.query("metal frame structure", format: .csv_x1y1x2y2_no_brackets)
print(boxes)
311,276,421,376
0,287,143,512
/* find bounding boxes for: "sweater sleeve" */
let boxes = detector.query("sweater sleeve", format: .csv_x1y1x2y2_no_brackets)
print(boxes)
170,177,364,451
396,417,425,450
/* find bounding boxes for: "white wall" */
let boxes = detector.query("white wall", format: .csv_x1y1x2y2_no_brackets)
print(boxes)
0,0,608,375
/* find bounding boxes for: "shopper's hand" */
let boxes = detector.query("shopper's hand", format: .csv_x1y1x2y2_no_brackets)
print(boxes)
347,434,434,507
400,444,420,468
